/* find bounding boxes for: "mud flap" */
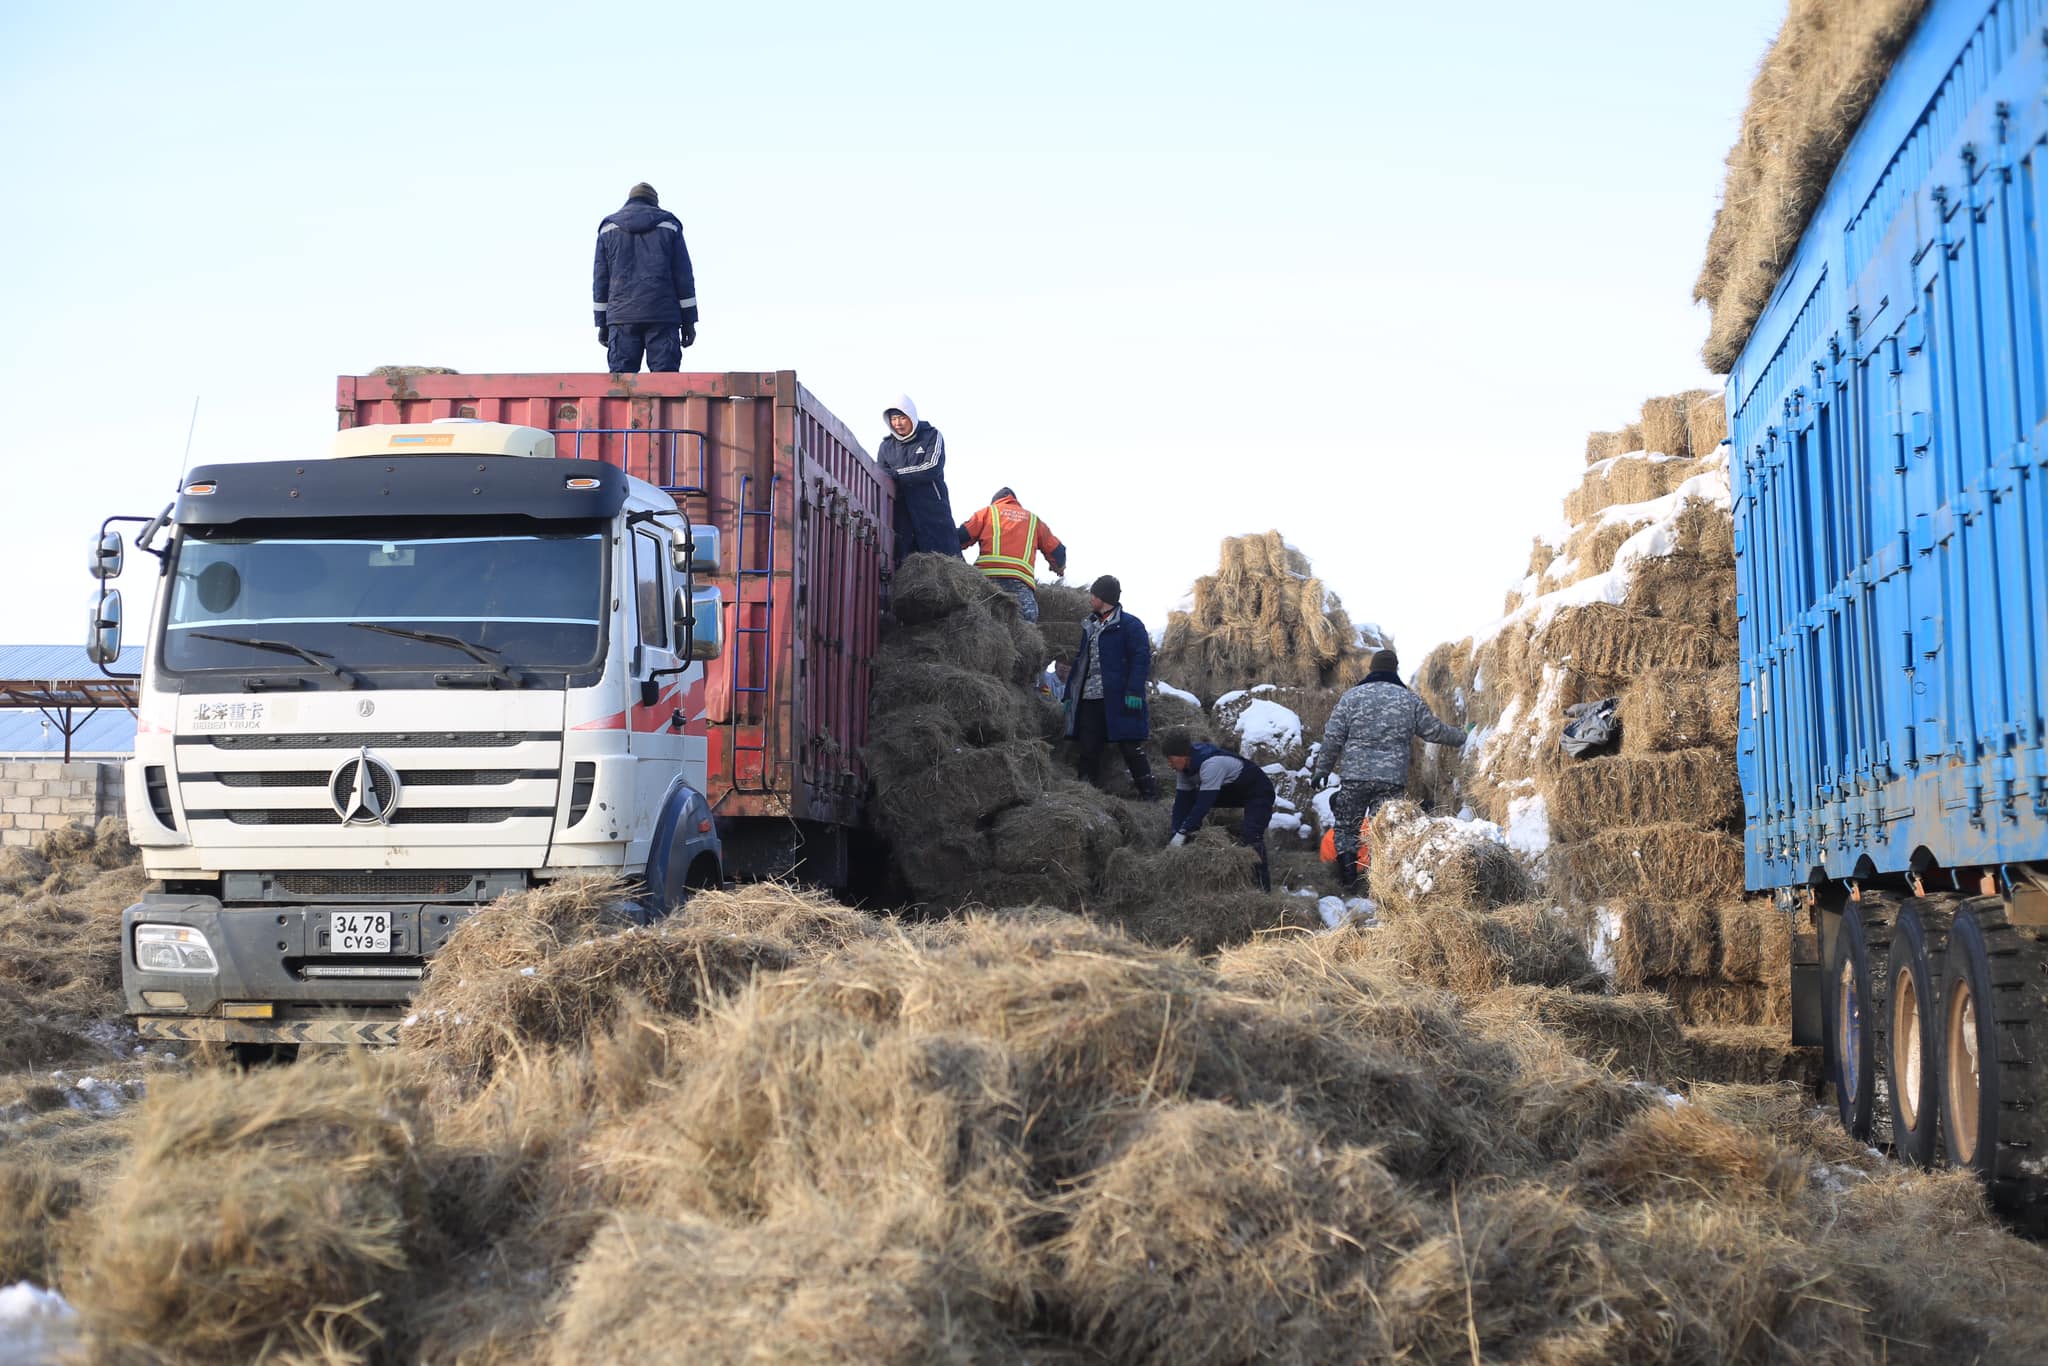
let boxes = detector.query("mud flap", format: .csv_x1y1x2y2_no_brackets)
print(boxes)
1791,932,1824,1047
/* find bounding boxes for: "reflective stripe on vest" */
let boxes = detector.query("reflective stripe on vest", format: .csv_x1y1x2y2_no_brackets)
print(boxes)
975,505,1038,584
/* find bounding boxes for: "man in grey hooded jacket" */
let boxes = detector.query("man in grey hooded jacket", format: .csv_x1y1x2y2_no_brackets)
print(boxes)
1311,648,1466,888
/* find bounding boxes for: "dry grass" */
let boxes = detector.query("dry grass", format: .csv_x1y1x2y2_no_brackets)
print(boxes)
1696,0,1934,370
1620,667,1741,754
1551,825,1748,903
1562,452,1705,523
1545,748,1742,843
1542,603,1728,679
1470,985,1687,1082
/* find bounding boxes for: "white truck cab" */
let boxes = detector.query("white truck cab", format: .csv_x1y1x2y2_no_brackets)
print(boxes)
88,421,723,1050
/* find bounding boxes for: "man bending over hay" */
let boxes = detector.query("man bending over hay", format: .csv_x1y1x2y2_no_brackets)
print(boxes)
1063,575,1159,799
1310,648,1466,890
1162,728,1276,892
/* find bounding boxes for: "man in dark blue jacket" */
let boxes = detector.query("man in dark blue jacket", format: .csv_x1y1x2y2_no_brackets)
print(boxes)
1162,729,1276,892
593,183,698,374
1063,575,1157,799
878,395,960,565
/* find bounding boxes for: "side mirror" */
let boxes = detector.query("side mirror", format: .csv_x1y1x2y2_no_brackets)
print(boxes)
674,523,719,577
87,590,124,664
90,531,124,581
683,585,723,661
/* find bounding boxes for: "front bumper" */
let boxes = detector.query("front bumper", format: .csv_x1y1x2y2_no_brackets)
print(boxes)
120,892,482,1020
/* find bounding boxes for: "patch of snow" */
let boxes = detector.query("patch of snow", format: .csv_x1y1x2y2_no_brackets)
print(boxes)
0,1282,77,1364
518,966,537,977
1152,680,1200,707
1289,887,1318,899
1588,903,1623,979
1316,896,1382,931
1231,699,1303,757
1215,688,1247,708
1505,792,1552,858
1268,811,1303,835
1311,784,1337,832
1630,1083,1689,1109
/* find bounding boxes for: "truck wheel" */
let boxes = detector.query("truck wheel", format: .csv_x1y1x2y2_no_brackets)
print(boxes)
1882,898,1951,1167
1940,898,2048,1224
1825,897,1894,1141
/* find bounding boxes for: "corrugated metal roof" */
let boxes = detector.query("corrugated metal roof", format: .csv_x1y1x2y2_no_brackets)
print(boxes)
0,644,144,680
0,708,136,756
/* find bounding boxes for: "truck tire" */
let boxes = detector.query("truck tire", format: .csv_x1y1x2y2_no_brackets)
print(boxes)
1940,898,2048,1226
1825,897,1894,1141
1881,897,1952,1167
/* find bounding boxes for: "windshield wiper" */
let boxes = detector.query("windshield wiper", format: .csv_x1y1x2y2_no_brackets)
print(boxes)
349,624,522,685
189,632,358,685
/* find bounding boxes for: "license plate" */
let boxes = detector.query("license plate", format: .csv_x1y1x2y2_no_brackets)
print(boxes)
331,911,391,953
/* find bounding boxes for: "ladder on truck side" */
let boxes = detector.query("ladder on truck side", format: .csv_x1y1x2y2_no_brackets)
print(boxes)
552,425,780,805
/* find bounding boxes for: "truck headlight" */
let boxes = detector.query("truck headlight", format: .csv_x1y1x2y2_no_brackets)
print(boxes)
134,924,219,974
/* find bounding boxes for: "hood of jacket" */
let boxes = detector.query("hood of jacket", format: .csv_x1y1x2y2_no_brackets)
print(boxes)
606,200,671,234
885,393,920,427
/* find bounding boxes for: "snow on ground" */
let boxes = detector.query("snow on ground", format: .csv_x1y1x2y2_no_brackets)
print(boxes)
1231,699,1302,757
0,1282,78,1365
1268,811,1303,836
1374,809,1512,903
1311,782,1337,832
1152,680,1200,707
1505,793,1551,858
1316,896,1378,930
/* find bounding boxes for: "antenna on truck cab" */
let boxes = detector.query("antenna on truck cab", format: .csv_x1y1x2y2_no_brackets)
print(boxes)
178,396,200,477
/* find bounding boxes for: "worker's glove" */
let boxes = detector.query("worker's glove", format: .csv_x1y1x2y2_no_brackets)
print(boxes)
1123,694,1144,712
596,325,608,346
1168,832,1187,848
681,325,697,348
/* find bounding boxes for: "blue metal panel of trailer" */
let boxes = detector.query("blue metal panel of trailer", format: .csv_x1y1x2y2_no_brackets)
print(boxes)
1730,0,2048,891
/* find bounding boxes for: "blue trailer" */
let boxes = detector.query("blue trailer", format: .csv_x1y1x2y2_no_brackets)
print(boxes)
1730,0,2048,1214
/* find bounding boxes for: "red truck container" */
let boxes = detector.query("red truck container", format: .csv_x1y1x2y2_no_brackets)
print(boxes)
335,370,892,885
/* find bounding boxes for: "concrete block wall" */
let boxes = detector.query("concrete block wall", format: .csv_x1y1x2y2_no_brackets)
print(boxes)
0,761,125,848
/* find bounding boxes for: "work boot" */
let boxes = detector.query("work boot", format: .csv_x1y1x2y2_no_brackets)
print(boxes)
1254,859,1271,893
1128,753,1159,801
1335,850,1358,890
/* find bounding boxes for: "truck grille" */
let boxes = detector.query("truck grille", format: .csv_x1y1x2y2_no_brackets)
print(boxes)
201,731,552,750
276,871,485,897
207,768,532,788
214,807,549,826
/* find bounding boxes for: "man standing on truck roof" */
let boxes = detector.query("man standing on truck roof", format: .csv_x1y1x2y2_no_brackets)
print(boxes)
879,396,961,565
1162,729,1275,892
1065,575,1158,800
1310,648,1466,890
593,182,698,375
957,487,1066,622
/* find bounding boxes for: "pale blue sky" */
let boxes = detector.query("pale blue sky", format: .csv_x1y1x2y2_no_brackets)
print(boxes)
0,0,1786,665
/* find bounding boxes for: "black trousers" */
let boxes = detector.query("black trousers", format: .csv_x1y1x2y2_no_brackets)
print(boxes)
1074,698,1155,795
1217,778,1276,892
606,324,682,373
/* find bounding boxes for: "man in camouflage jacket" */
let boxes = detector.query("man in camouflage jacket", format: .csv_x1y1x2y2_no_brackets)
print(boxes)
1310,648,1466,889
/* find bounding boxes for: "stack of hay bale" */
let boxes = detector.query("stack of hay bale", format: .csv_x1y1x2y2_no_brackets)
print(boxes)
866,555,1310,946
1155,531,1387,702
1415,390,1810,1083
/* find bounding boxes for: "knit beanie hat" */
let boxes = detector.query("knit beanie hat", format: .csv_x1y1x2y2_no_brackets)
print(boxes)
1370,648,1399,674
628,182,659,203
1090,575,1122,605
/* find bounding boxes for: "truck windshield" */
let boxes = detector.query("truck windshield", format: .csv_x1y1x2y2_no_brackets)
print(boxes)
161,527,606,678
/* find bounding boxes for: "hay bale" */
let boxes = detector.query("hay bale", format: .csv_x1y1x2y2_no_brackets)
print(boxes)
1584,429,1629,465
1551,826,1746,904
37,820,95,866
1550,516,1652,587
890,551,1000,625
1696,0,1934,370
1471,985,1686,1081
1659,977,1790,1029
73,1058,439,1362
1625,551,1736,631
874,738,1057,840
869,661,1030,747
1544,749,1741,844
1678,1024,1820,1087
1574,1102,1806,1206
1052,1101,1426,1364
1368,801,1533,914
91,816,136,870
1329,906,1591,1001
1561,454,1706,524
0,846,51,895
1638,393,1693,458
1618,668,1740,754
1096,841,1315,953
1712,899,1793,985
1152,532,1376,700
550,1209,1012,1365
987,781,1130,907
1687,389,1729,454
1035,581,1093,664
1540,603,1726,679
876,606,1020,678
1612,900,1721,987
676,882,886,954
369,363,459,377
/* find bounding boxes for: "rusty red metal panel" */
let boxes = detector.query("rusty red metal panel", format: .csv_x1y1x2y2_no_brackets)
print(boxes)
335,371,891,831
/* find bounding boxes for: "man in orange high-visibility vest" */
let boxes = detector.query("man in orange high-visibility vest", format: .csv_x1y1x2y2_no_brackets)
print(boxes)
956,488,1067,622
